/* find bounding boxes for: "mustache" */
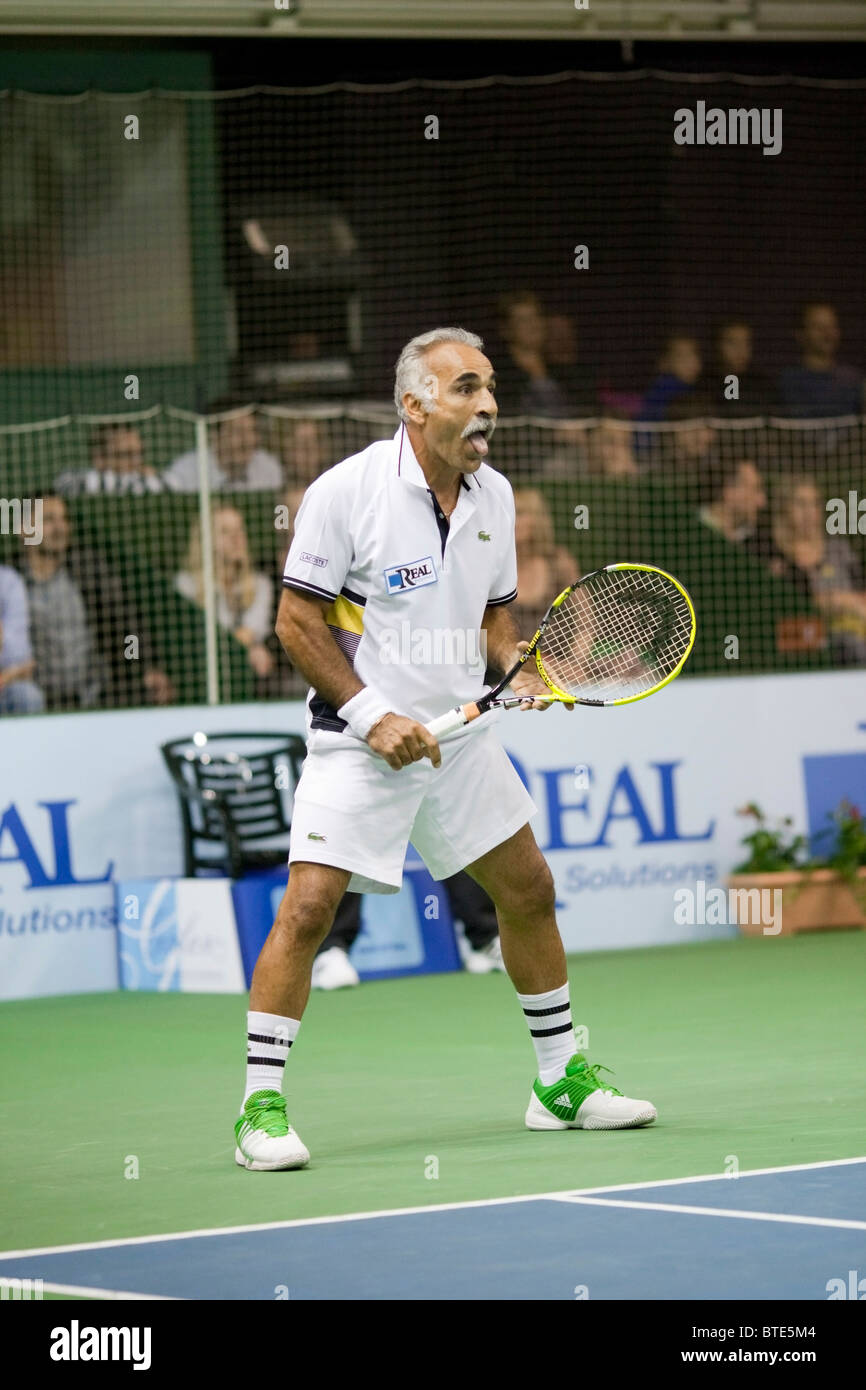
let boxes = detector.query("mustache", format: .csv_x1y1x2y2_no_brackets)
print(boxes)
461,416,496,439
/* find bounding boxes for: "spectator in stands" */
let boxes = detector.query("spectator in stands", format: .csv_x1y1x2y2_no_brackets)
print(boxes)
535,422,592,478
17,495,174,710
0,564,43,713
638,395,715,472
537,411,641,479
756,476,866,666
667,396,717,470
641,334,703,421
697,457,767,546
699,319,773,416
510,488,576,636
777,302,865,418
493,290,574,419
590,415,640,477
544,313,598,414
175,505,275,681
54,424,171,496
258,487,310,699
164,406,283,492
284,418,327,488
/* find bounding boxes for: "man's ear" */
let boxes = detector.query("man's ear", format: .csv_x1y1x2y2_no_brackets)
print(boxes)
401,393,426,427
402,374,439,425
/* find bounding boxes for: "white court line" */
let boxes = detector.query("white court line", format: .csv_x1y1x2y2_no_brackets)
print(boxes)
0,1279,178,1301
0,1154,863,1262
556,1196,866,1232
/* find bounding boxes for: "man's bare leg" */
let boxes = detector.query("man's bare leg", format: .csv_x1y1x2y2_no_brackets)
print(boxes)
465,823,656,1130
464,823,566,993
250,861,352,1019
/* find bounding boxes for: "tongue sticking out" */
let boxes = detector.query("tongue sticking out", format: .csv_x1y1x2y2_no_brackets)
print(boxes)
468,431,489,458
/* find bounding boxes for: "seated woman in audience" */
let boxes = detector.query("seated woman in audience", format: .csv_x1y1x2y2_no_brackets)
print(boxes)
757,476,866,667
175,505,274,680
0,564,43,714
257,486,311,699
510,487,577,637
590,416,640,477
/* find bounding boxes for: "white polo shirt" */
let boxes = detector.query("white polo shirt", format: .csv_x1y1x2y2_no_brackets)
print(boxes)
283,423,517,744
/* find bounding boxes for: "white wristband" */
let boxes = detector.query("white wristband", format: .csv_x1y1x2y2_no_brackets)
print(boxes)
337,687,393,741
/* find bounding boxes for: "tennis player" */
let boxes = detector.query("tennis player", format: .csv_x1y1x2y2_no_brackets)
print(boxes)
235,328,657,1170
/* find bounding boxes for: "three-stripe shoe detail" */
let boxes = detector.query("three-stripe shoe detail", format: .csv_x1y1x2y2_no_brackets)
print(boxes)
533,1053,620,1123
236,1090,291,1145
234,1089,311,1170
526,1052,658,1131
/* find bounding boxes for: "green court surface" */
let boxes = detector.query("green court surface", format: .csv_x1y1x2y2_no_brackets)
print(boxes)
1,933,864,1255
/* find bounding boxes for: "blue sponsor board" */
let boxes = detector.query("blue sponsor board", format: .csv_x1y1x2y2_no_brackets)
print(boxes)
802,753,866,857
117,879,180,991
116,879,244,993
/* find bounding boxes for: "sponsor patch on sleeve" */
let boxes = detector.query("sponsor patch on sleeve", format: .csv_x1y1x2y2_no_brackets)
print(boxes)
299,552,328,568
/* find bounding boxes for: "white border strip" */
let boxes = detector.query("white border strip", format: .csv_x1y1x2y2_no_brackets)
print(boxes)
0,1155,862,1262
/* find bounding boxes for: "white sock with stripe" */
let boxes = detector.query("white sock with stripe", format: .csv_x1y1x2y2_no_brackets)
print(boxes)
516,983,576,1086
243,1010,300,1108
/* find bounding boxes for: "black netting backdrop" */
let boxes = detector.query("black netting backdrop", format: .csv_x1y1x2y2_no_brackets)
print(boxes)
0,74,864,716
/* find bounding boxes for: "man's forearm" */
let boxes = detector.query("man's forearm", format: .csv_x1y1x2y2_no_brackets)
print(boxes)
277,598,365,712
481,604,523,680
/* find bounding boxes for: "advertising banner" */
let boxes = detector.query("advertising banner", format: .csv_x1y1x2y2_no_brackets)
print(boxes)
1,675,864,1000
116,878,244,993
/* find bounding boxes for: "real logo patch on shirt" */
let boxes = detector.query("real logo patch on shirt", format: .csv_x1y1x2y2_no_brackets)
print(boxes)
384,556,438,594
300,552,328,568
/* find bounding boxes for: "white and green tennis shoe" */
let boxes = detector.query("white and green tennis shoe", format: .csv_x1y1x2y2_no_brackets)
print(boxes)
234,1089,310,1170
526,1053,657,1131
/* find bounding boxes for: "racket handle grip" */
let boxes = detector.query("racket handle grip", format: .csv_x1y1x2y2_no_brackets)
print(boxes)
426,706,471,739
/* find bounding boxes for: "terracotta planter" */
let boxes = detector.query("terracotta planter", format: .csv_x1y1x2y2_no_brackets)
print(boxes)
726,868,866,937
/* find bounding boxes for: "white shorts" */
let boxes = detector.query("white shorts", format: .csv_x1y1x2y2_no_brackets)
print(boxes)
288,724,537,894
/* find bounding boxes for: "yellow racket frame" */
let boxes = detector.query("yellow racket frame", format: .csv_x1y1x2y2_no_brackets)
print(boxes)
534,562,697,707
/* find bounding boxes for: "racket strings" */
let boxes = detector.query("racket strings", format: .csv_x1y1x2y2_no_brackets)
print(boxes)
538,569,693,701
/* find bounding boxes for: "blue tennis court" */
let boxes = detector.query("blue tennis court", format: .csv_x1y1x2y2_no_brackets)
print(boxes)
2,1157,863,1301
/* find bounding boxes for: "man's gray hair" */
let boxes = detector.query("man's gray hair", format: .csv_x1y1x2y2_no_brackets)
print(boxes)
394,327,484,423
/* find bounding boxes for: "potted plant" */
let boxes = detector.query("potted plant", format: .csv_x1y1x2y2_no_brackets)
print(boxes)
728,800,866,936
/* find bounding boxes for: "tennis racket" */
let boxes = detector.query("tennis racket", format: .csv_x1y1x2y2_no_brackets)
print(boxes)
425,562,696,739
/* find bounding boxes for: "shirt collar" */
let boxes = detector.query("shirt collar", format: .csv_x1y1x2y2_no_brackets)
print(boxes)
394,423,480,492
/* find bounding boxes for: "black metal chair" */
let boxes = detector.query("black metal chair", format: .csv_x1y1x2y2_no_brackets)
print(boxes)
160,730,307,879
